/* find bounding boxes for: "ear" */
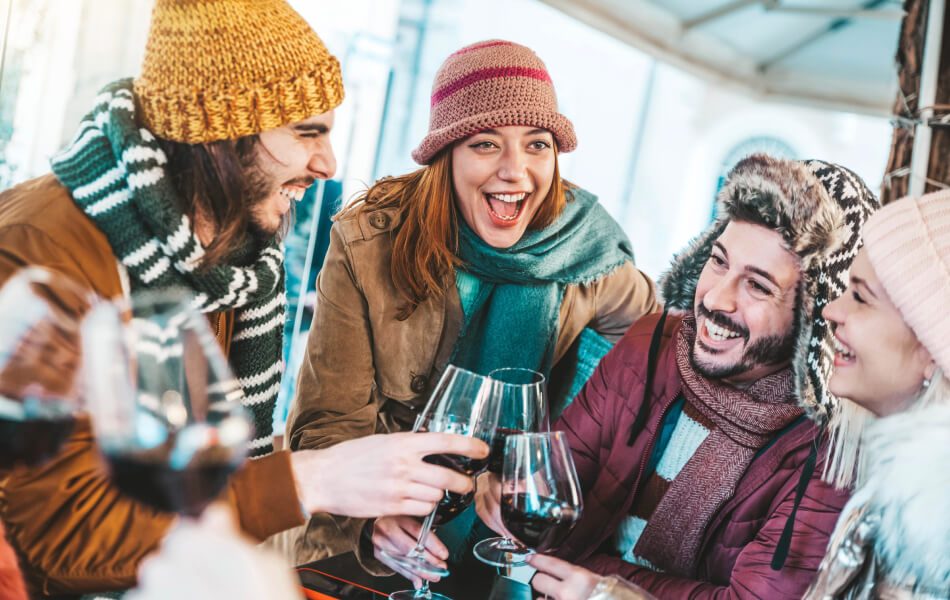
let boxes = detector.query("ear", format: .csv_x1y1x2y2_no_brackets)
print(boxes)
923,358,938,383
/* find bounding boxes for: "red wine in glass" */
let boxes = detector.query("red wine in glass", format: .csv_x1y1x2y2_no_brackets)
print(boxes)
500,493,579,553
423,453,485,526
487,427,523,475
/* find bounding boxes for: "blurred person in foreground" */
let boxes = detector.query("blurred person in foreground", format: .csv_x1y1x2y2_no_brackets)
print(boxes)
477,155,880,599
803,190,950,599
0,0,487,595
284,39,661,575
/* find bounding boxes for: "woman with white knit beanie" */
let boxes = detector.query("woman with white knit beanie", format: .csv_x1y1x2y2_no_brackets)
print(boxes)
804,190,950,599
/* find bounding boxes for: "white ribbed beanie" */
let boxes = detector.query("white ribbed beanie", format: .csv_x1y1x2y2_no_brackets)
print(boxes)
863,190,950,374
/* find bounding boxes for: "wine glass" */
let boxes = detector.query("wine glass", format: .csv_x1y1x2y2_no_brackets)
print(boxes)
83,288,251,517
498,431,582,564
0,268,95,469
473,367,548,567
380,365,501,600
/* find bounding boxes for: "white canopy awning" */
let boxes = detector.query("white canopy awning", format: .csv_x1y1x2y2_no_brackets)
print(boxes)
538,0,903,116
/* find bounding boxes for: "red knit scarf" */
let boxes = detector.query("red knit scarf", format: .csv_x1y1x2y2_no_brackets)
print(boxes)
633,315,802,577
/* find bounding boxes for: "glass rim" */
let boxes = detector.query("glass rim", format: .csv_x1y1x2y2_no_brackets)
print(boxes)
487,367,546,385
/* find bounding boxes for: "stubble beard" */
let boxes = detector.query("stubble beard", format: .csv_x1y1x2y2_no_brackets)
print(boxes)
690,305,797,382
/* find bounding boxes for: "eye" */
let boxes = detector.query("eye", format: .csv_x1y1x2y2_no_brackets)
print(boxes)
852,290,866,304
529,140,552,151
469,140,497,150
748,279,773,296
709,254,726,268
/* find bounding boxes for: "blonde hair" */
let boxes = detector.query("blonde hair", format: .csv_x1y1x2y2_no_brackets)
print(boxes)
824,367,950,489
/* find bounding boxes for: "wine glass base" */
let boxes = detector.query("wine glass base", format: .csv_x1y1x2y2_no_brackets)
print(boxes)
472,537,533,568
377,549,451,578
389,589,454,600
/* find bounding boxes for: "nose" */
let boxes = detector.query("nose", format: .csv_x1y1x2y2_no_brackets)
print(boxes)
822,292,845,325
702,276,738,315
496,147,527,182
308,139,337,180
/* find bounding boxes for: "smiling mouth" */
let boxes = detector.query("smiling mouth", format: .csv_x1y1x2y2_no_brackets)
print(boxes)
833,336,856,363
484,192,528,222
278,184,307,202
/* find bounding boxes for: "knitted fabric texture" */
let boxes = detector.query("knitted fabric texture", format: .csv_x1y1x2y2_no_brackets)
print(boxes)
134,0,343,144
412,40,576,164
450,187,632,378
658,155,879,424
863,190,950,375
50,79,285,456
632,315,802,577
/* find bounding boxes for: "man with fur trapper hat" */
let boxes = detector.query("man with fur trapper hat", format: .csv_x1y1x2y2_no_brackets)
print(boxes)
477,155,880,599
0,0,488,595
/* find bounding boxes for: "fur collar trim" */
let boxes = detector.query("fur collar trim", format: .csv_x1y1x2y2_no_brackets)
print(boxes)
862,406,950,591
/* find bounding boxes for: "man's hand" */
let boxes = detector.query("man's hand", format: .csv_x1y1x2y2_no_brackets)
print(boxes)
528,554,599,600
291,432,488,518
372,515,448,588
474,471,513,538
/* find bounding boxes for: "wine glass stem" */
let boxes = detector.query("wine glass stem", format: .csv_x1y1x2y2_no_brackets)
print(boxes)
414,581,433,599
408,504,439,560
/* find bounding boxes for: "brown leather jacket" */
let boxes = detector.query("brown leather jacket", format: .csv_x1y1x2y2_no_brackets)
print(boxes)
0,174,306,596
286,202,661,566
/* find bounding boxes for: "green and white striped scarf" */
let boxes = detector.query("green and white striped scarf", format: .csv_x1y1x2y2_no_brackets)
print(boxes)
51,79,283,456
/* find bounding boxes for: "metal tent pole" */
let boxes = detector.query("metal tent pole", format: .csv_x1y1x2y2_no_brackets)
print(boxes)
910,0,946,197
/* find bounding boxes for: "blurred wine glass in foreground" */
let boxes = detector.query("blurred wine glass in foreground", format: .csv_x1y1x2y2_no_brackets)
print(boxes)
0,268,95,469
84,289,251,517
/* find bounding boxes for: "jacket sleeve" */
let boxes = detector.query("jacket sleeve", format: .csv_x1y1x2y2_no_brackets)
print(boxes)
577,465,847,600
589,261,661,343
285,222,379,451
0,227,305,594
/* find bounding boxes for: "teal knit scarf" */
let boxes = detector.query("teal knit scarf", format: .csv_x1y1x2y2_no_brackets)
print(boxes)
451,187,633,377
50,79,283,456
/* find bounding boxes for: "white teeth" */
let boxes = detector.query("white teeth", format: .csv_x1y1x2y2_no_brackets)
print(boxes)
487,192,527,203
705,320,741,341
833,337,855,360
279,186,305,201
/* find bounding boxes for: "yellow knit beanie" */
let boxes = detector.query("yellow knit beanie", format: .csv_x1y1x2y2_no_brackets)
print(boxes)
133,0,344,144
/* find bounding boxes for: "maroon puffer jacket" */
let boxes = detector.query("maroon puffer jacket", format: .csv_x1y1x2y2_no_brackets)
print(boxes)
553,313,849,600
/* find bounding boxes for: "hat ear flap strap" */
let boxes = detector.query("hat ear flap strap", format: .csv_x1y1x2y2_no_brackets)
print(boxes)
628,309,669,446
770,441,819,571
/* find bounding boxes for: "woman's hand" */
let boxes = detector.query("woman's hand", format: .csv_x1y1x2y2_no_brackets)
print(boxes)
372,515,449,588
474,471,513,537
292,432,488,518
527,554,600,600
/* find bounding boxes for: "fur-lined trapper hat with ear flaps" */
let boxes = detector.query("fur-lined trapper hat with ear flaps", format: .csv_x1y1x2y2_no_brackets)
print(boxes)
659,154,880,424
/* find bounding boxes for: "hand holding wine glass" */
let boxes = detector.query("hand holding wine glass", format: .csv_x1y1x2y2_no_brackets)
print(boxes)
376,365,500,600
0,268,95,469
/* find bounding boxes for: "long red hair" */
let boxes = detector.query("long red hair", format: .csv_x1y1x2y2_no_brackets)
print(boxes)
354,144,572,318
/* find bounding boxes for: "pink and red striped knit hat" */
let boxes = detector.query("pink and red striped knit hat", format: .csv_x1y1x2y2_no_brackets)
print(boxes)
411,40,577,165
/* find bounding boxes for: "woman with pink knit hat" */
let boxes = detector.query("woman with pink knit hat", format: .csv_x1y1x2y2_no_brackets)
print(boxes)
284,39,660,580
803,191,950,599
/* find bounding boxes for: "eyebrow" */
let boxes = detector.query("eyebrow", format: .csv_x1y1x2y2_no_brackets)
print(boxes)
293,123,329,134
850,276,879,299
474,128,550,137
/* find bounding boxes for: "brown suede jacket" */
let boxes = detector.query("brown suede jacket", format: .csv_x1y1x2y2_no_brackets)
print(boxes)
0,174,306,596
286,202,661,567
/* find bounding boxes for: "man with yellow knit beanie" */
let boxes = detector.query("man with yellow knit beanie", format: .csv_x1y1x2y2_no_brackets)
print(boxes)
0,0,487,595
